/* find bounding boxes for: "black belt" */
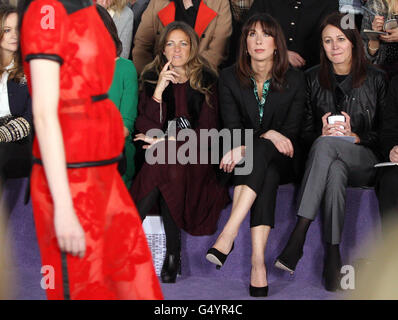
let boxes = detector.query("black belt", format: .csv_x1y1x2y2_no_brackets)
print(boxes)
32,153,123,168
60,93,109,106
91,93,108,102
24,153,123,204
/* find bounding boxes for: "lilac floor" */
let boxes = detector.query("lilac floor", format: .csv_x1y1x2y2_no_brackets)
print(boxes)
4,179,379,300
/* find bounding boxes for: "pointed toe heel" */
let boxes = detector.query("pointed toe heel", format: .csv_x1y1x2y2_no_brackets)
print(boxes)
206,242,234,270
274,249,303,275
249,285,268,297
274,259,295,275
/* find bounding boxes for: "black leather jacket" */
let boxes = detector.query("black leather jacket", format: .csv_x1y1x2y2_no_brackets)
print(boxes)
301,65,388,159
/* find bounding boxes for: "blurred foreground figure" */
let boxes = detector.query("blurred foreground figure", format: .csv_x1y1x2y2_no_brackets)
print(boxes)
351,216,398,300
19,0,163,300
0,199,14,299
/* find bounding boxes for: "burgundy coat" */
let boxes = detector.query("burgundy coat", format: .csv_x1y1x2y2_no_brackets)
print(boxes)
130,70,229,235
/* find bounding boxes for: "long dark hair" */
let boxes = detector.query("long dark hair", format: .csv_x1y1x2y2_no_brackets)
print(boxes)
96,4,122,57
0,4,24,82
236,13,289,91
319,12,368,89
17,0,32,26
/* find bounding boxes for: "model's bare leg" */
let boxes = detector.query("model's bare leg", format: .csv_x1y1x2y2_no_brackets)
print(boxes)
250,225,270,287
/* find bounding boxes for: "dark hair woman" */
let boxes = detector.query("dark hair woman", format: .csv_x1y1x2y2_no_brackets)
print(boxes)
205,13,306,297
19,0,162,299
130,21,229,284
0,4,32,194
275,12,388,292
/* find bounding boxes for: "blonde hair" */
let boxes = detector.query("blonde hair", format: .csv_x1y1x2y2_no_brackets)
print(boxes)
109,0,130,14
386,0,398,13
372,0,398,16
141,21,217,107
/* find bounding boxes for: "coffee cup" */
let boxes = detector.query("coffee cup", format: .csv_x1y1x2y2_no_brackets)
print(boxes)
328,115,345,134
327,115,345,125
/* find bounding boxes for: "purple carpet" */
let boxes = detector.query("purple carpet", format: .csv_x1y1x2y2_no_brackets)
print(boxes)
181,185,381,291
4,179,380,300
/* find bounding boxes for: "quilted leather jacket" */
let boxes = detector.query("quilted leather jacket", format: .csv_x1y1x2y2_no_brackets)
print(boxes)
301,64,388,158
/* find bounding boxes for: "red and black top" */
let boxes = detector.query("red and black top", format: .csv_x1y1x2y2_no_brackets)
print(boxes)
21,0,124,164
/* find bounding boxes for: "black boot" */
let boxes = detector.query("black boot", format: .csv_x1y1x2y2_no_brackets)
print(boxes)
323,243,342,292
160,195,181,283
274,217,311,273
161,252,181,283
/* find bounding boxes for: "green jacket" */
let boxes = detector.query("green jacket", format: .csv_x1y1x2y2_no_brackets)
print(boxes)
108,57,138,188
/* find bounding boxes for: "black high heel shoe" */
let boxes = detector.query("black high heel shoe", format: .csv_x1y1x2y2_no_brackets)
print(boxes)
274,245,304,274
161,252,180,283
274,254,302,274
249,285,268,297
206,242,235,269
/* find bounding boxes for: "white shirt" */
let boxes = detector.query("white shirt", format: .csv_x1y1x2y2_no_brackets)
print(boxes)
0,61,14,118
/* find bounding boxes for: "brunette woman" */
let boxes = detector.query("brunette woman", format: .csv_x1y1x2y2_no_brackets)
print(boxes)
0,4,32,187
275,12,387,292
206,13,306,297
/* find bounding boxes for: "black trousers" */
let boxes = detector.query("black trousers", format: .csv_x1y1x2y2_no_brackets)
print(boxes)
0,139,32,180
233,138,294,228
375,166,398,230
0,138,32,220
135,187,180,254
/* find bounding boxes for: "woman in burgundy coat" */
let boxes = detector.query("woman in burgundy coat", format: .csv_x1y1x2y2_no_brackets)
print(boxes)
130,21,229,284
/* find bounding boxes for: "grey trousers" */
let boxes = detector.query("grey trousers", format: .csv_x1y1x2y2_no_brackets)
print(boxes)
297,136,378,244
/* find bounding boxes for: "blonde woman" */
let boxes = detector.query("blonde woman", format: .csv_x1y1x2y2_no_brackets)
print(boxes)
98,0,134,59
131,21,229,284
361,0,398,77
132,0,232,74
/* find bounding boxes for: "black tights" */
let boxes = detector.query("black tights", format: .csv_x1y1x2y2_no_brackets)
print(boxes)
136,187,181,255
280,217,342,274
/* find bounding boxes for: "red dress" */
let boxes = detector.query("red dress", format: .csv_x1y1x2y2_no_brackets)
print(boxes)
21,0,163,300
